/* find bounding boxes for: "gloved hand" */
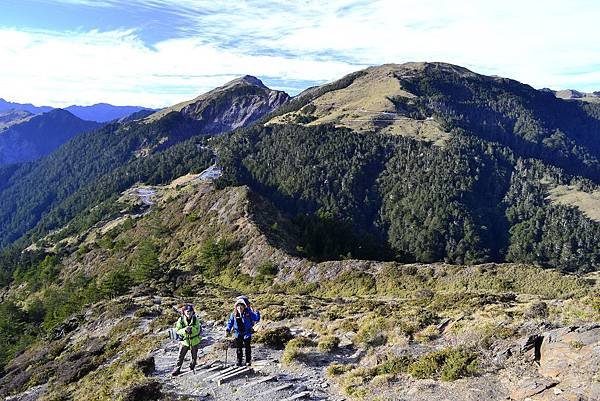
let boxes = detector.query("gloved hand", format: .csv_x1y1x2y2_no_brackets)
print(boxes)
225,329,231,337
185,326,192,335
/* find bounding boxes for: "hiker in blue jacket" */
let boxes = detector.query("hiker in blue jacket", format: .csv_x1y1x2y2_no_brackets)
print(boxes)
226,297,260,366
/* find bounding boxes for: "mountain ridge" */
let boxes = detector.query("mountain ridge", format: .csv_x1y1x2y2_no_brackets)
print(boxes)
0,109,102,166
0,98,152,122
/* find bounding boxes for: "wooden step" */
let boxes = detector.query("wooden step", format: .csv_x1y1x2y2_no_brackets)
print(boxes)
241,375,277,388
217,367,253,385
203,365,241,381
256,382,294,397
281,391,311,401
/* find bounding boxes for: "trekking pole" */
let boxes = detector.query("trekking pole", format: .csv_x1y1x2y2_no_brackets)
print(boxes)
186,331,195,375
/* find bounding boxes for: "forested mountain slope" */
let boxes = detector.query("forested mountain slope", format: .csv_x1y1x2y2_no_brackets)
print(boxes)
0,109,102,165
217,63,600,271
0,77,289,250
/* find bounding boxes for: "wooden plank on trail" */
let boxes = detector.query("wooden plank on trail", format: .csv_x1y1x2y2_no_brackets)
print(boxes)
204,364,224,373
205,366,244,381
217,367,253,385
256,382,293,396
281,391,311,401
241,375,277,388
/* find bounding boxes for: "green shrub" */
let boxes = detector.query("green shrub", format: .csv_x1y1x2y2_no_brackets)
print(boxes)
355,316,389,346
327,363,354,377
281,337,314,365
374,354,415,376
409,347,478,381
317,335,340,352
254,327,294,349
257,261,279,276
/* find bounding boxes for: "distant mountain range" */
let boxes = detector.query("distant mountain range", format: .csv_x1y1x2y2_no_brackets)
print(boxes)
0,98,153,122
0,109,102,165
540,88,600,103
0,75,288,247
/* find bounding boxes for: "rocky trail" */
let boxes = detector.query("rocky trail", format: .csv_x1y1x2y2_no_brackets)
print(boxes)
152,322,340,401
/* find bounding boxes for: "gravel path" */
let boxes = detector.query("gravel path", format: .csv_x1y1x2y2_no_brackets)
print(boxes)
151,321,341,401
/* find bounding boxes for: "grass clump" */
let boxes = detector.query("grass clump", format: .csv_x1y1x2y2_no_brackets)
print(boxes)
317,335,340,352
281,337,315,365
253,327,294,349
327,363,354,377
373,354,415,376
409,347,478,381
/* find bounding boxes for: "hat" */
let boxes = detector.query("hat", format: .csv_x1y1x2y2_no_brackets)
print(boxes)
183,304,194,312
236,295,250,307
234,299,247,308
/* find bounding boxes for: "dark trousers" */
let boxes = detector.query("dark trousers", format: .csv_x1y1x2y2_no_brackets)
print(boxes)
177,343,199,368
235,337,251,365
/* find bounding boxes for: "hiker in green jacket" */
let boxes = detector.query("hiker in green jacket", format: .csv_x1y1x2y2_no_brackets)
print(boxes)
171,304,202,376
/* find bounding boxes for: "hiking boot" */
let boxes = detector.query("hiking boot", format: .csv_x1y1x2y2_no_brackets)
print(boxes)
189,363,196,371
171,367,181,376
245,362,251,366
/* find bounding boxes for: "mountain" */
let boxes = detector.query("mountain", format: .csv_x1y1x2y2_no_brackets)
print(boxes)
0,98,152,122
64,103,154,122
147,75,290,132
0,64,598,401
0,76,288,249
0,98,53,114
542,88,600,103
218,62,600,271
0,109,34,130
0,109,102,165
0,164,597,401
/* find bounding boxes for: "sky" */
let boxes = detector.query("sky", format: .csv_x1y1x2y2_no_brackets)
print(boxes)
0,0,599,108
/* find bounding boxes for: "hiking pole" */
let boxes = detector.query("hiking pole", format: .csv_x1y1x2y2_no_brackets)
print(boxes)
186,331,195,375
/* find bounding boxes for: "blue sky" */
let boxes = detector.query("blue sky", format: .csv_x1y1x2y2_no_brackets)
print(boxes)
0,0,598,107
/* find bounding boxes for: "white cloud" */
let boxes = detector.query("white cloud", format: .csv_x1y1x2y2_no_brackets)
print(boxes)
2,0,599,106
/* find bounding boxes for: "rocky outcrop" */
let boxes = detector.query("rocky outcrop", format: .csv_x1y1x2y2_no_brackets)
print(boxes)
147,75,289,134
507,324,599,400
538,325,600,400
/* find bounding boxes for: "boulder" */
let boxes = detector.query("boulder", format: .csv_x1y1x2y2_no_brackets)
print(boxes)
121,380,162,401
537,324,600,400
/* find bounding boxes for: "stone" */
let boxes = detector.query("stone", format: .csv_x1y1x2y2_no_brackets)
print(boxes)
538,324,600,400
134,356,156,376
121,380,162,401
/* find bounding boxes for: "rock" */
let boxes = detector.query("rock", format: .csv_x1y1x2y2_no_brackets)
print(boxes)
517,334,543,361
510,377,559,400
54,355,99,385
538,324,600,400
121,380,162,401
135,356,156,376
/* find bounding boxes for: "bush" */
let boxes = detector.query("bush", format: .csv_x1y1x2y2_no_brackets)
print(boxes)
374,354,415,376
524,301,549,319
253,327,293,349
99,269,134,299
409,347,478,381
281,337,314,365
355,316,389,346
326,363,354,377
257,261,279,276
317,336,340,352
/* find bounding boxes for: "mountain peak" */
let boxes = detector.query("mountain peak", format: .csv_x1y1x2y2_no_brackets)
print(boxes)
227,75,268,89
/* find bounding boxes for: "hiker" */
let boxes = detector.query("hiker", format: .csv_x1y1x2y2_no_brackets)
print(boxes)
226,297,260,366
171,304,202,376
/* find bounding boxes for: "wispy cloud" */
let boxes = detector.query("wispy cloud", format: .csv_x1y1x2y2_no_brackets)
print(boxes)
1,0,599,106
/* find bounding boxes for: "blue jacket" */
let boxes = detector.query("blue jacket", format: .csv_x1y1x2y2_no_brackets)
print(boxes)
226,309,260,339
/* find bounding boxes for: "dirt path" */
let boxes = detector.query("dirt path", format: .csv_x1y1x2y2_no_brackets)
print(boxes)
151,321,341,401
